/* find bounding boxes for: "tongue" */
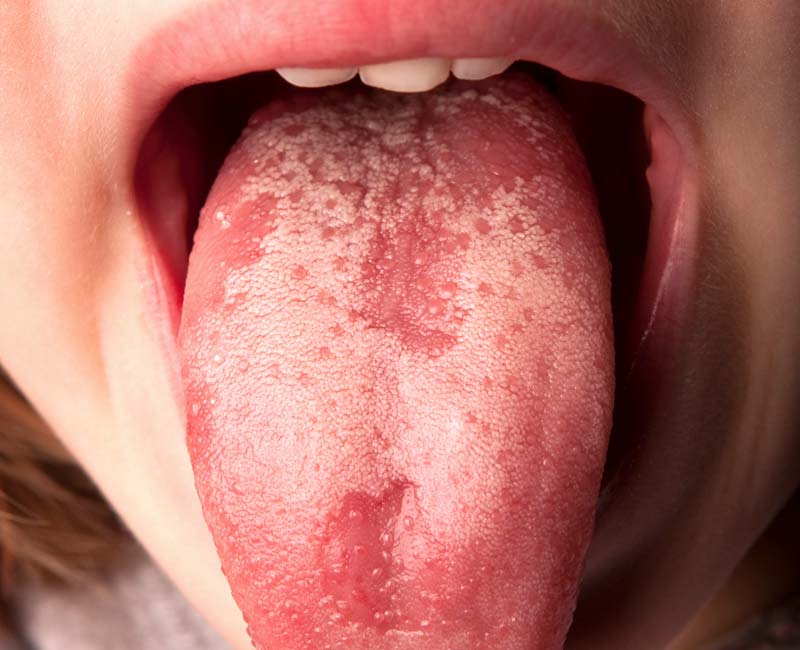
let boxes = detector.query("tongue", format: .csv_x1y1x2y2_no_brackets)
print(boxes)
179,74,613,650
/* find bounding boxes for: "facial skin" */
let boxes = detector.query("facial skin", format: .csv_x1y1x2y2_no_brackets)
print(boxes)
1,2,798,649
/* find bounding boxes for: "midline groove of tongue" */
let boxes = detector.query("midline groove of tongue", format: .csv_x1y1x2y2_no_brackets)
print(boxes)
179,75,613,650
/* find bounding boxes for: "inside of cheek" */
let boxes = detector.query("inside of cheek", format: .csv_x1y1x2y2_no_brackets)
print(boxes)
133,63,651,471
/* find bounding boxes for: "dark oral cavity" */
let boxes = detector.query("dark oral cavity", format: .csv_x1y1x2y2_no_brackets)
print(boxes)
179,74,614,649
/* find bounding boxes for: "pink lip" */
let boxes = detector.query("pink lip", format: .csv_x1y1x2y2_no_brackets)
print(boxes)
126,0,691,140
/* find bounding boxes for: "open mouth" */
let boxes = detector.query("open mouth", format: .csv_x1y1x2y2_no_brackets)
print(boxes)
134,67,688,483
135,62,683,485
128,7,697,648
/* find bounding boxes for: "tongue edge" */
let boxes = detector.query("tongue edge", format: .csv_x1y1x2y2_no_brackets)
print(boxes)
180,74,614,650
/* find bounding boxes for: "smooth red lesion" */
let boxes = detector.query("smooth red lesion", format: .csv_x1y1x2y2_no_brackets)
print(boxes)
474,217,492,234
291,264,308,280
335,180,365,197
426,297,446,316
455,232,471,250
439,281,458,299
316,290,337,306
356,215,465,357
317,481,416,632
507,216,526,234
478,282,494,296
283,123,306,137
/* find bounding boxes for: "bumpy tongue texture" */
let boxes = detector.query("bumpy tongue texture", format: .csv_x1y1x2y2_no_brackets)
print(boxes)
179,75,613,650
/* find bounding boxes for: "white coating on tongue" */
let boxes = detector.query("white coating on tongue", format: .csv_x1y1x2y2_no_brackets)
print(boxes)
180,76,614,650
207,83,599,360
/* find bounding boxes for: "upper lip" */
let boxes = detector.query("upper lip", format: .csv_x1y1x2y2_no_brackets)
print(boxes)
122,0,696,164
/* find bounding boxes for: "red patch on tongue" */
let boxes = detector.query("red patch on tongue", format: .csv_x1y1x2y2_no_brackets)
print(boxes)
179,75,613,650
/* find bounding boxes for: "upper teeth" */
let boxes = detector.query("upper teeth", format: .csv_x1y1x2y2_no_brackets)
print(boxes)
274,67,357,88
451,57,515,81
359,58,451,93
276,56,514,92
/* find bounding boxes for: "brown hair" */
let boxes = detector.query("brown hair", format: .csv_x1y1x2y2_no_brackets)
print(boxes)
0,368,124,597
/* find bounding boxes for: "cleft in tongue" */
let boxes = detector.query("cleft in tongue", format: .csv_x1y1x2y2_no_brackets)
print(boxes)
179,74,613,650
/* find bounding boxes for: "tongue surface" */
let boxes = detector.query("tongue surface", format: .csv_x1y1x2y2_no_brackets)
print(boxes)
179,75,613,650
